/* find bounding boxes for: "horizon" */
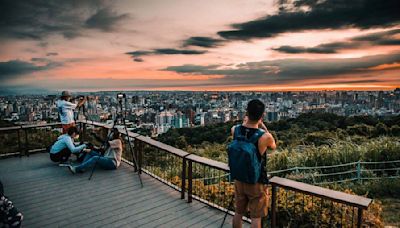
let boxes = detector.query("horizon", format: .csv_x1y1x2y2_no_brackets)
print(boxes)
1,0,399,93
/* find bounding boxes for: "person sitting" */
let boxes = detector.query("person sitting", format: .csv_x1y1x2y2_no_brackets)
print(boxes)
0,180,23,228
68,129,123,174
49,126,87,163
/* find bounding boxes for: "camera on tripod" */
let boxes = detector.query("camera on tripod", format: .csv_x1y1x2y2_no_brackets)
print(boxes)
117,93,126,100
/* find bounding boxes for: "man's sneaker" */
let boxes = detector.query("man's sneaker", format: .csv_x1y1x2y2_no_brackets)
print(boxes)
68,165,77,174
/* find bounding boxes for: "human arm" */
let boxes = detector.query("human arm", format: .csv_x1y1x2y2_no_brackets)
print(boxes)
65,137,86,154
76,97,86,108
258,131,277,156
108,139,122,150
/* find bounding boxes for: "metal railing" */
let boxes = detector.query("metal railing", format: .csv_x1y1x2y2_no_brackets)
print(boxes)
0,121,374,227
269,160,400,185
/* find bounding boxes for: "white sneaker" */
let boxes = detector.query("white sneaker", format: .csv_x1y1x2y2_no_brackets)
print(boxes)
68,165,76,174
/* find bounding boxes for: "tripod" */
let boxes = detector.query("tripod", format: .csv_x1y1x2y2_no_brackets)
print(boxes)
88,94,143,188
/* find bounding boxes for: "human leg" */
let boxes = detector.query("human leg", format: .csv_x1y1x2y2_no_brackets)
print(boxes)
233,181,248,228
97,158,116,170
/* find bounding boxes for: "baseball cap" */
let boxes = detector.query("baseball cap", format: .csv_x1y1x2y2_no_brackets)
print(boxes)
61,91,72,97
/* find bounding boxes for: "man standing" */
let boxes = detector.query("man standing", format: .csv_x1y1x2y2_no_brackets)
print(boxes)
229,99,276,228
57,91,86,134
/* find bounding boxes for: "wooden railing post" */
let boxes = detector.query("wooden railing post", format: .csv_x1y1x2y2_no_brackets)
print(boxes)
133,138,139,172
17,127,22,157
271,184,277,228
188,159,193,203
24,128,29,157
181,157,187,199
357,207,363,228
138,140,143,174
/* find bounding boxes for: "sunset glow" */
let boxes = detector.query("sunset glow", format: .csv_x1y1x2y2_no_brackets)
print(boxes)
0,0,399,93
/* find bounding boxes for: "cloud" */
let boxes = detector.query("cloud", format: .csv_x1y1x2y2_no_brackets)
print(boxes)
125,48,207,61
162,52,400,85
217,0,400,40
273,29,400,54
133,57,144,62
183,36,224,48
272,45,337,54
0,60,61,83
46,52,58,56
85,8,129,31
0,0,129,40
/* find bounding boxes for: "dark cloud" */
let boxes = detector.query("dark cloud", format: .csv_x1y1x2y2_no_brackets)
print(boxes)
272,45,337,54
162,53,400,85
0,60,61,83
273,29,400,54
46,52,58,56
323,79,383,85
126,48,207,61
218,0,400,40
133,57,144,62
183,36,224,48
0,0,129,40
85,8,129,31
31,57,50,62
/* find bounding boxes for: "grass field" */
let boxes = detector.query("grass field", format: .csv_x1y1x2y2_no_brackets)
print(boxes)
381,198,400,227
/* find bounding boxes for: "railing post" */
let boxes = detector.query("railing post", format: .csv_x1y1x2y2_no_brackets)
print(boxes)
133,138,139,172
138,140,143,174
357,160,361,182
188,159,193,203
17,127,22,158
357,207,363,228
24,128,29,157
271,184,277,228
181,157,187,199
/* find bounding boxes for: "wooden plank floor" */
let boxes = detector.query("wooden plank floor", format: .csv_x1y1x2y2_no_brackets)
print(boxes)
0,153,250,228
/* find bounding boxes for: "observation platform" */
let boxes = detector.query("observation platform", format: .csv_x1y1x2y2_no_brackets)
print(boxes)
0,153,243,228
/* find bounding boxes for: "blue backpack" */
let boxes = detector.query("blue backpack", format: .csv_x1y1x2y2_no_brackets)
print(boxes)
228,125,265,184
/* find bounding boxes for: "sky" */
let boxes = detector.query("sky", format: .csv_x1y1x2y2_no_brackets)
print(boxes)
0,0,399,93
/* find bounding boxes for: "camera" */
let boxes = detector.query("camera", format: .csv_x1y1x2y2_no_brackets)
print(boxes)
117,93,126,99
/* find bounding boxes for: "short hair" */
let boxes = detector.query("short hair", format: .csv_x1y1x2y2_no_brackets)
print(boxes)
67,126,79,135
246,99,265,121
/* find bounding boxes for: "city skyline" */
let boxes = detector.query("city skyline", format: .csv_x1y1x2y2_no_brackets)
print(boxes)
1,0,400,93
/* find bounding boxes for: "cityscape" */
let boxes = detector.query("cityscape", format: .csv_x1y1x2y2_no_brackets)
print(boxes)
1,89,399,136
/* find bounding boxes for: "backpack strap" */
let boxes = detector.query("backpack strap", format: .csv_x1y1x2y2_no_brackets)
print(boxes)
233,124,245,141
248,129,265,144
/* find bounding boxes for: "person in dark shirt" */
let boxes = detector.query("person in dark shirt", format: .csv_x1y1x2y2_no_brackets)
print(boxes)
231,99,276,228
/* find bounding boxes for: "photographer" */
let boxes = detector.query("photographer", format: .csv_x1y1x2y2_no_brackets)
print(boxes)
49,126,87,163
228,99,276,228
57,91,86,134
68,129,123,174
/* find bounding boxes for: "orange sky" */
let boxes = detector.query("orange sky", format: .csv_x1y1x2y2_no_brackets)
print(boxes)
0,0,399,93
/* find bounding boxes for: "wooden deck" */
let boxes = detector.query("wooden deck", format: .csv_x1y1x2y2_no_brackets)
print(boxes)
0,153,248,228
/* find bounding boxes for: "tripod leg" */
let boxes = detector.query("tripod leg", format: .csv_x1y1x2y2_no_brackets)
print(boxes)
221,194,235,228
121,114,143,187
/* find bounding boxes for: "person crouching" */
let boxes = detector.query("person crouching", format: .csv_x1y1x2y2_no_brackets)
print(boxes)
49,126,87,163
68,129,123,174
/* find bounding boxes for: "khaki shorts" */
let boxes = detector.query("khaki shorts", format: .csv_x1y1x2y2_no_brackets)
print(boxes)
234,180,269,218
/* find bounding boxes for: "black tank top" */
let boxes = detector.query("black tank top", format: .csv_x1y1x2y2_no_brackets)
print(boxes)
238,125,268,184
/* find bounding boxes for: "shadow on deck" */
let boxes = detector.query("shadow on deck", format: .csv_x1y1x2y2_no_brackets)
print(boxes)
0,153,245,228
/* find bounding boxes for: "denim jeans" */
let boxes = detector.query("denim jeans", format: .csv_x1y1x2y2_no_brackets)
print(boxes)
75,151,116,172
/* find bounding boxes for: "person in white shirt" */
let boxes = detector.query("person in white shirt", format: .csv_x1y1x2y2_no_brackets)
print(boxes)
57,91,86,134
49,126,87,163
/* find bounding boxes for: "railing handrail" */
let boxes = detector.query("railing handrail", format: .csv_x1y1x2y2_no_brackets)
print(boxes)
0,122,62,132
1,121,400,177
270,176,372,209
